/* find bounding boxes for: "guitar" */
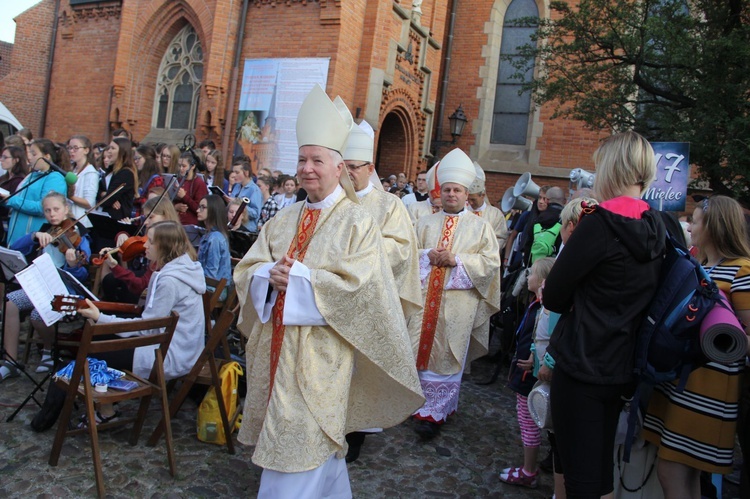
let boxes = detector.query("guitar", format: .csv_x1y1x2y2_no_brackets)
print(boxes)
51,295,142,317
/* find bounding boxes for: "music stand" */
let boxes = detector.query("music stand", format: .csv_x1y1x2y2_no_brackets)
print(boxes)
0,250,51,421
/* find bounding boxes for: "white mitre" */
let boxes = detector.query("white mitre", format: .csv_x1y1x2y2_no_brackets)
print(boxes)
468,160,486,195
344,120,384,192
437,148,476,189
296,85,353,154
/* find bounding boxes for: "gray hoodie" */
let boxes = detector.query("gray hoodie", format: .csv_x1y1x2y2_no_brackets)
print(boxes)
98,253,207,379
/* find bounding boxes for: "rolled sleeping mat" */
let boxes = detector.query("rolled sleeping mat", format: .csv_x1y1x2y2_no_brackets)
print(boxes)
700,289,747,365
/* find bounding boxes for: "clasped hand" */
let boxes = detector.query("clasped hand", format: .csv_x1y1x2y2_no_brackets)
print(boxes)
428,247,456,267
269,256,295,292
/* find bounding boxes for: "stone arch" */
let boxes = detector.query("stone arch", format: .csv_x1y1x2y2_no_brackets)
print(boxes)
377,88,423,179
474,0,548,167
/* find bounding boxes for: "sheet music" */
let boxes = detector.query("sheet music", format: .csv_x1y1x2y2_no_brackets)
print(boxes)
0,246,27,281
61,269,98,301
15,253,68,326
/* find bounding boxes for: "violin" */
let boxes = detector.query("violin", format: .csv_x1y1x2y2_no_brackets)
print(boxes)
51,294,142,317
47,219,87,264
91,235,147,266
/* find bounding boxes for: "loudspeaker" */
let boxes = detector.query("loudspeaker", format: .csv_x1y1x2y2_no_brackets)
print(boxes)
512,172,540,199
501,187,533,213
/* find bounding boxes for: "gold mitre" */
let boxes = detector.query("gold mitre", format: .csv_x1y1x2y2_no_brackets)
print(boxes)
296,85,353,155
468,161,486,194
438,148,476,189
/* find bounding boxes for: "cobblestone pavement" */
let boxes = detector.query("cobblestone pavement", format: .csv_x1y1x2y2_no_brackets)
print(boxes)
0,350,740,498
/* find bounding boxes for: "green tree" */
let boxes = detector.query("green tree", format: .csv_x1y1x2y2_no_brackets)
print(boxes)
513,0,750,204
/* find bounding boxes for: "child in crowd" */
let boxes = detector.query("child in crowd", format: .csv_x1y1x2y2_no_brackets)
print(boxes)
0,192,91,380
197,194,232,298
500,256,556,489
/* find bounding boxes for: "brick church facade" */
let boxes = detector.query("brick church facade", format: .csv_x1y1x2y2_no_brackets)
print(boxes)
0,0,605,203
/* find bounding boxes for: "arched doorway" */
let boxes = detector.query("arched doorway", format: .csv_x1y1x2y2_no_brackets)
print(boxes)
376,111,411,179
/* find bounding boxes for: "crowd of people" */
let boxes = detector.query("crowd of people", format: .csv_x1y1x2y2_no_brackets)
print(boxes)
1,85,749,499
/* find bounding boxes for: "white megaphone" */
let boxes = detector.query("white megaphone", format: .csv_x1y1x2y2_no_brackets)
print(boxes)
569,168,596,189
513,172,540,199
501,187,533,213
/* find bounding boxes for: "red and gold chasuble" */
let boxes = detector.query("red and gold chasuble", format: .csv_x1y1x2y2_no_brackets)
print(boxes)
416,215,459,370
269,207,321,394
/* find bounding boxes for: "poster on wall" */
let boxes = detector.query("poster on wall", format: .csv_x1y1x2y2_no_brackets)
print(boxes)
235,58,330,175
642,142,690,212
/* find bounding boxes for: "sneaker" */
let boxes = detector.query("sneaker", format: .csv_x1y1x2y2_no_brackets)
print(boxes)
76,410,121,429
499,466,539,488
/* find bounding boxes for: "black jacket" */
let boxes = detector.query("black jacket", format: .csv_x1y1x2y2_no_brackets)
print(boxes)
545,204,666,385
520,202,563,266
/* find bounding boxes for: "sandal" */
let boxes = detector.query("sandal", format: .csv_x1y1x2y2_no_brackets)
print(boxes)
35,354,55,374
0,361,20,382
499,466,539,488
76,410,121,429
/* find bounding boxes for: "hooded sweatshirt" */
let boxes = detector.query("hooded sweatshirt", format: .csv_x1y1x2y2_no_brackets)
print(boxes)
545,197,665,385
97,253,207,379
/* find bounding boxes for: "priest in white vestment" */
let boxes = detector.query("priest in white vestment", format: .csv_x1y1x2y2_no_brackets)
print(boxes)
467,161,509,253
409,148,502,439
234,85,424,498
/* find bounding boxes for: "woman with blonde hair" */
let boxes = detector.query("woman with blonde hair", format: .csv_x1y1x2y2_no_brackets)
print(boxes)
643,195,750,499
77,220,205,425
543,131,666,498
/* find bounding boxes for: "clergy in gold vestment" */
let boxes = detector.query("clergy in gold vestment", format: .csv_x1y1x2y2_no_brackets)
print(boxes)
409,149,502,440
234,85,424,498
467,161,509,252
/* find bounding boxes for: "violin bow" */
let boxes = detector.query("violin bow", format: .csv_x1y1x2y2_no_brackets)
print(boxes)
48,183,126,244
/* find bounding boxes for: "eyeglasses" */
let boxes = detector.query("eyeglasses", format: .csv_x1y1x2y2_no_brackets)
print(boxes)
197,205,208,211
66,145,86,152
346,162,370,171
0,155,12,160
134,155,142,161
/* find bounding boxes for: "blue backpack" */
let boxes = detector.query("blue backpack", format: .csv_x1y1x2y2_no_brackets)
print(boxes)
623,234,721,461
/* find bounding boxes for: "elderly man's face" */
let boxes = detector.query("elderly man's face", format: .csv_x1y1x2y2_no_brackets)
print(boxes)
467,192,485,210
298,145,343,203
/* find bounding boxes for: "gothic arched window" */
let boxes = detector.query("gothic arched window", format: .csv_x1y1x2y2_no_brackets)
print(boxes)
152,25,203,130
491,0,539,145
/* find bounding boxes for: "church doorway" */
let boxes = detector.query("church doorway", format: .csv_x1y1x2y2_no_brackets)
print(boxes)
376,110,413,180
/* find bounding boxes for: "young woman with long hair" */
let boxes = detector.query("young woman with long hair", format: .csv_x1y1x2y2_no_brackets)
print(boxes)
197,194,232,291
644,195,750,499
160,144,180,174
66,135,99,228
134,144,164,210
99,137,138,220
205,149,228,190
77,220,206,424
0,145,29,229
173,150,208,225
2,138,68,246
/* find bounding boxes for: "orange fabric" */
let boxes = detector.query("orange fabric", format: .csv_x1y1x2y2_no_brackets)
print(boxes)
431,205,440,214
473,210,482,217
416,215,459,370
269,207,321,395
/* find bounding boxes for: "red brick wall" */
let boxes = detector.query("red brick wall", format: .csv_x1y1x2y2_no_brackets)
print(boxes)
44,1,122,143
0,41,13,81
0,0,56,135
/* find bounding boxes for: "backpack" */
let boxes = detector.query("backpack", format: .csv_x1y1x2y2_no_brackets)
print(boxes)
197,361,243,445
623,234,722,461
530,222,561,263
